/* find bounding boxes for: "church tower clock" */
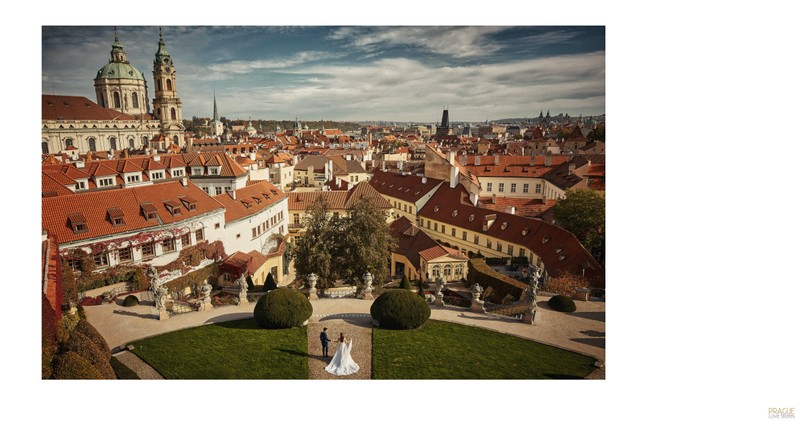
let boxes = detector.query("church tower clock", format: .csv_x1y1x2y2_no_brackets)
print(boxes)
152,28,185,148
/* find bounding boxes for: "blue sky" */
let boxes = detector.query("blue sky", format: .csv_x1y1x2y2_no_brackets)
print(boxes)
42,26,604,123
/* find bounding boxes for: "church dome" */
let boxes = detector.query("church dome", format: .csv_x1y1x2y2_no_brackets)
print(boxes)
95,62,146,81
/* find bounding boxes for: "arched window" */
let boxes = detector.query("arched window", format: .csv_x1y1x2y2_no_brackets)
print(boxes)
432,265,441,279
88,138,97,152
173,135,179,143
64,138,73,148
170,108,177,120
109,137,117,150
444,265,452,278
113,92,120,108
131,92,139,108
166,79,172,91
142,136,148,146
455,265,463,277
42,142,49,155
128,137,135,149
157,79,162,91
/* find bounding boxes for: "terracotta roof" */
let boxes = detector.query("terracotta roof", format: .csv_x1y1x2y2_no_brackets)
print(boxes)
389,217,467,272
42,95,151,121
418,184,602,281
542,156,589,190
42,180,224,245
295,155,328,171
120,160,144,173
42,171,76,197
477,197,558,219
426,144,480,187
213,180,287,223
141,158,167,171
88,163,118,177
288,182,390,211
418,245,468,262
60,165,89,180
368,170,444,204
265,153,293,164
462,155,569,178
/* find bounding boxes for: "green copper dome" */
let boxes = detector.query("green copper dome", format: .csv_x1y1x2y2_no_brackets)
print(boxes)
95,34,146,81
95,62,146,81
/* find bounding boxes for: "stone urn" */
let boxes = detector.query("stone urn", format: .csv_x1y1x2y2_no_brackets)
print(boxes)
361,272,374,300
307,273,319,300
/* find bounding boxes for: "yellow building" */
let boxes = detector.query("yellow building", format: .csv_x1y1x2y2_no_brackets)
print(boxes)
389,217,468,282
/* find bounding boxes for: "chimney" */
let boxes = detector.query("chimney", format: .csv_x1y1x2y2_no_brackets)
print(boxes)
449,166,459,188
381,160,386,172
447,151,455,165
469,192,478,206
474,155,481,166
494,154,500,166
568,163,576,175
398,160,404,171
336,177,341,188
530,155,536,166
421,176,427,184
544,153,552,167
75,160,85,169
491,195,496,204
250,152,256,161
153,154,161,161
181,177,188,187
227,188,236,200
505,206,516,215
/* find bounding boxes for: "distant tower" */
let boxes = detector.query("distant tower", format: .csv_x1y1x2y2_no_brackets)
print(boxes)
436,108,453,136
94,30,149,116
210,92,224,137
152,28,185,147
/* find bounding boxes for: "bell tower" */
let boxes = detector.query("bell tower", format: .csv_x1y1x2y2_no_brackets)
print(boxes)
152,28,184,148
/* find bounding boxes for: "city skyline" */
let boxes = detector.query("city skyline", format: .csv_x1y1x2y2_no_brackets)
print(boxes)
42,26,605,123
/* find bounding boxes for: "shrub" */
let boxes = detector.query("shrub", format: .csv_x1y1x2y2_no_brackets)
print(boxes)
253,288,312,329
263,272,278,292
79,296,103,306
541,273,591,297
122,295,140,307
370,289,431,330
77,304,86,320
53,351,103,379
246,275,255,290
63,332,115,379
74,319,111,360
416,279,425,298
548,295,577,313
132,268,149,291
399,276,412,290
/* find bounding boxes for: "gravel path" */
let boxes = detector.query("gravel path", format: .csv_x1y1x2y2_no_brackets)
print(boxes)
113,350,164,379
307,317,373,380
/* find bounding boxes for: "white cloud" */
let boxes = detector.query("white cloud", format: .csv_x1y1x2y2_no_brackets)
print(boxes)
329,26,508,58
187,51,346,81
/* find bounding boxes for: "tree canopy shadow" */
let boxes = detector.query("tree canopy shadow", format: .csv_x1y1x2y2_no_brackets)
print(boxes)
568,311,605,322
112,309,158,320
570,337,605,349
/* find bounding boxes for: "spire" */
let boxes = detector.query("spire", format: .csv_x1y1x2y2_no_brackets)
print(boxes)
212,91,219,121
154,27,171,65
109,29,127,63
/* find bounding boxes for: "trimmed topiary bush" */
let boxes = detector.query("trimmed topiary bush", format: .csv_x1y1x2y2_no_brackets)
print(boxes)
399,276,412,290
63,331,115,379
74,319,111,360
370,289,431,330
263,272,278,292
53,351,103,379
122,295,140,307
253,288,312,329
548,295,577,313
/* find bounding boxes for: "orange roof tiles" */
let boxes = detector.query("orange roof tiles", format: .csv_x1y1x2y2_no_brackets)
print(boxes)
42,95,152,121
42,180,224,245
213,180,287,223
288,182,391,212
368,171,444,204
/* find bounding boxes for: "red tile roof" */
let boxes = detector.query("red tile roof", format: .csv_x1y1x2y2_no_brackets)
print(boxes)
288,182,391,211
368,170,444,204
418,184,602,282
389,217,466,271
42,95,152,121
477,197,558,218
42,180,224,245
461,155,569,178
213,180,287,223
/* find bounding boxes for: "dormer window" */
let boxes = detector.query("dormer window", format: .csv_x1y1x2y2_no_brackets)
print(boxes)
263,193,271,200
98,177,114,187
241,199,251,208
270,189,278,195
141,203,158,220
126,174,141,183
522,228,529,236
252,196,262,204
179,197,197,211
558,254,566,261
172,168,185,177
192,167,203,176
433,206,439,212
151,171,164,180
469,214,475,222
209,167,219,175
67,213,88,233
542,237,551,244
107,208,125,226
452,210,458,217
164,200,182,216
501,222,508,230
555,248,563,254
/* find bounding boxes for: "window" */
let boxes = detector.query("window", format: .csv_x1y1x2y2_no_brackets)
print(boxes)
193,168,203,176
210,168,219,175
166,79,173,91
113,92,120,108
434,223,438,231
455,265,463,276
42,142,49,154
214,223,220,229
142,242,154,257
523,184,529,193
487,239,492,249
118,247,132,262
333,212,340,219
152,171,163,180
252,228,257,239
170,108,177,120
444,265,452,277
294,213,300,224
75,181,86,190
427,220,431,229
354,175,359,182
202,187,209,194
93,253,109,267
498,183,504,192
474,234,479,244
132,92,139,108
519,248,526,257
98,178,113,187
196,228,204,241
215,187,222,195
487,182,492,192
432,265,441,278
67,259,82,272
451,228,456,237
65,139,73,148
508,244,514,255
496,242,502,251
535,184,542,194
511,183,517,193
441,224,445,233
88,138,97,152
462,231,467,240
126,174,141,183
181,233,191,247
162,238,176,253
173,169,184,177
110,137,117,151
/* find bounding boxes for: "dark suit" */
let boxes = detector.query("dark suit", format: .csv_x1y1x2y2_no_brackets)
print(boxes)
320,330,331,357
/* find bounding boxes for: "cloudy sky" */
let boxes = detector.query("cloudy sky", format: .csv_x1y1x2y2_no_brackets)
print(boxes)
42,26,604,123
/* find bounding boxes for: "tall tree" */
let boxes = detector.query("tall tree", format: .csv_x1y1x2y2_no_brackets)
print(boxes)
293,195,334,288
337,197,396,287
552,189,605,265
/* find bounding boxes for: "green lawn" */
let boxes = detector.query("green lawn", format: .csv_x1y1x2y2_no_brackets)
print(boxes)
130,318,308,379
372,320,597,379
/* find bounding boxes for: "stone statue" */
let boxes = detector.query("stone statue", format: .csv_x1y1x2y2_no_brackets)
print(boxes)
361,272,374,300
433,276,445,306
470,283,484,301
200,280,212,302
237,273,248,294
147,265,160,291
154,285,168,311
307,273,319,300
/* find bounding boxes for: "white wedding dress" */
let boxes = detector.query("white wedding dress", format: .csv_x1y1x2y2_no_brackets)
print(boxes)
325,339,360,376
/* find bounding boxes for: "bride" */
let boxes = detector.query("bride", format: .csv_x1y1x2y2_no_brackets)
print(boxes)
325,332,360,376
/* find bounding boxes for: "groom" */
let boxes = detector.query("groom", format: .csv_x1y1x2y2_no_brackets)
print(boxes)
320,327,331,358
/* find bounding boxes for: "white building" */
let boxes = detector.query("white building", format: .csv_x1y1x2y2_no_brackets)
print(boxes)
212,180,289,256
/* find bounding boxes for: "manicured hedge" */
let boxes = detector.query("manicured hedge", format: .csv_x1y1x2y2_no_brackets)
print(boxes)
548,295,577,313
253,288,312,329
370,289,431,330
74,319,111,360
53,351,103,379
63,331,115,379
122,295,140,307
466,259,529,303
